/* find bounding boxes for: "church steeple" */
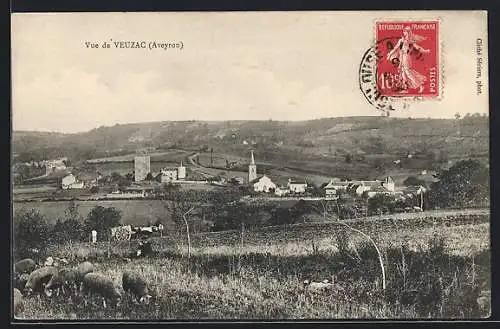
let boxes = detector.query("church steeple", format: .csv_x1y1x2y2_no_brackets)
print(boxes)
248,149,257,182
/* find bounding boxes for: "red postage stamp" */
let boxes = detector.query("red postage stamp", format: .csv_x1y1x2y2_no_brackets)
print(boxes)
375,21,439,98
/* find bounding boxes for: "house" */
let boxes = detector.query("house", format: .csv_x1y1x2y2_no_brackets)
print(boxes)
354,181,382,196
324,177,396,198
161,168,178,183
324,178,351,196
61,173,84,189
365,185,391,198
274,186,290,196
381,176,395,192
44,158,68,175
287,179,307,194
251,175,277,193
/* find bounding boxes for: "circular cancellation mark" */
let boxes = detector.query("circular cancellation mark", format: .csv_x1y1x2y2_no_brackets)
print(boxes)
359,36,412,116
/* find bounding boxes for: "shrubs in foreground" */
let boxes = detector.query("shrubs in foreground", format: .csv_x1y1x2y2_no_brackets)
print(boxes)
39,233,491,319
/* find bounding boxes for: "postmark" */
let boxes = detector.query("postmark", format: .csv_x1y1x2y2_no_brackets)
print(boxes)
359,20,441,115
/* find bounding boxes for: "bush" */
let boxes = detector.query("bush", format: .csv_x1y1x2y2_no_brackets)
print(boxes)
403,176,427,187
428,159,489,209
51,201,86,244
83,206,122,241
51,217,85,245
14,209,51,260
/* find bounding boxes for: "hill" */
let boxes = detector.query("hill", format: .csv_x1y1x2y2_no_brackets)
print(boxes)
12,116,489,180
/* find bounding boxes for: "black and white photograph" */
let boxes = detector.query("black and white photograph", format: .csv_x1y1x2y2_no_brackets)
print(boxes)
11,11,490,320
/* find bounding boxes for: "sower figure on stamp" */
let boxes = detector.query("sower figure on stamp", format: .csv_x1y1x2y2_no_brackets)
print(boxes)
386,26,431,93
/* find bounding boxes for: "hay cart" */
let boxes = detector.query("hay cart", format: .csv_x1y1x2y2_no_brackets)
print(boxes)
110,225,133,241
111,225,164,241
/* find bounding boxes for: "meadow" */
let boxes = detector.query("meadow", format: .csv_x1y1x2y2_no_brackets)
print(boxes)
13,200,173,226
15,210,490,320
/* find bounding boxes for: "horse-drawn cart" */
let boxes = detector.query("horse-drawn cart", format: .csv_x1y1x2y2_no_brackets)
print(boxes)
110,225,133,241
110,224,164,241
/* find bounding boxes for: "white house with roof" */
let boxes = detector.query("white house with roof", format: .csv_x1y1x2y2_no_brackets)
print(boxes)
324,178,351,196
381,176,395,192
324,176,396,198
251,175,277,193
274,186,290,196
61,173,84,189
287,178,308,193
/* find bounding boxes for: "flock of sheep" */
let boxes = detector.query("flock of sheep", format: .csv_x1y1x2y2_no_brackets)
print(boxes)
13,257,152,317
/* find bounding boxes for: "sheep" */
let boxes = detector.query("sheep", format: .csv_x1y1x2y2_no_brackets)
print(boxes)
77,261,94,278
303,279,333,290
44,256,54,267
13,288,24,317
44,267,81,297
24,266,59,296
14,259,36,274
80,273,121,308
44,261,94,298
13,273,30,291
122,271,152,304
477,290,491,316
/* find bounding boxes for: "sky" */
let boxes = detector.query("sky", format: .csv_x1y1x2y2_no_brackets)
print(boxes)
11,11,488,133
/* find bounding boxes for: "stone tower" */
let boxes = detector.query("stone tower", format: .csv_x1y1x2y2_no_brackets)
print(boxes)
134,156,151,182
177,160,186,180
248,150,257,182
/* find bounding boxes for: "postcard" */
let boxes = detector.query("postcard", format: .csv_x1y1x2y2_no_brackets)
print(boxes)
11,11,490,321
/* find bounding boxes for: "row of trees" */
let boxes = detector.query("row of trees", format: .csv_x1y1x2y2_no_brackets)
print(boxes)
14,202,123,260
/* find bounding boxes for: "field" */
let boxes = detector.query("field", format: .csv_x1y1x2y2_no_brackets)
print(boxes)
15,210,490,320
13,200,174,226
85,150,190,164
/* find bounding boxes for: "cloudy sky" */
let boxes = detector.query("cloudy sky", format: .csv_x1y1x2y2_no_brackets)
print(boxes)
12,11,488,133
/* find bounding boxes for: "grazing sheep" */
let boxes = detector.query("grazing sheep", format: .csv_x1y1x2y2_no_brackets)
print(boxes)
77,261,94,278
44,256,55,266
122,271,152,304
303,279,333,290
24,266,58,296
44,267,81,297
13,273,30,291
80,273,121,308
14,259,36,274
14,288,24,316
477,290,491,316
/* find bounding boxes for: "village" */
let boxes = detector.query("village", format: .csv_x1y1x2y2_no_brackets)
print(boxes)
13,148,429,215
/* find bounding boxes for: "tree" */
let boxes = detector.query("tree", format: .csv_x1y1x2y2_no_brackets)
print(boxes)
403,176,427,187
145,172,154,181
428,159,489,209
14,209,51,260
164,196,198,258
307,183,324,197
52,201,86,244
367,194,396,216
84,206,122,240
161,182,181,199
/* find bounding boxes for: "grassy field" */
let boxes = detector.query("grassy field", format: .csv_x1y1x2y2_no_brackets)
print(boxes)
85,150,189,164
13,200,173,226
14,211,490,320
